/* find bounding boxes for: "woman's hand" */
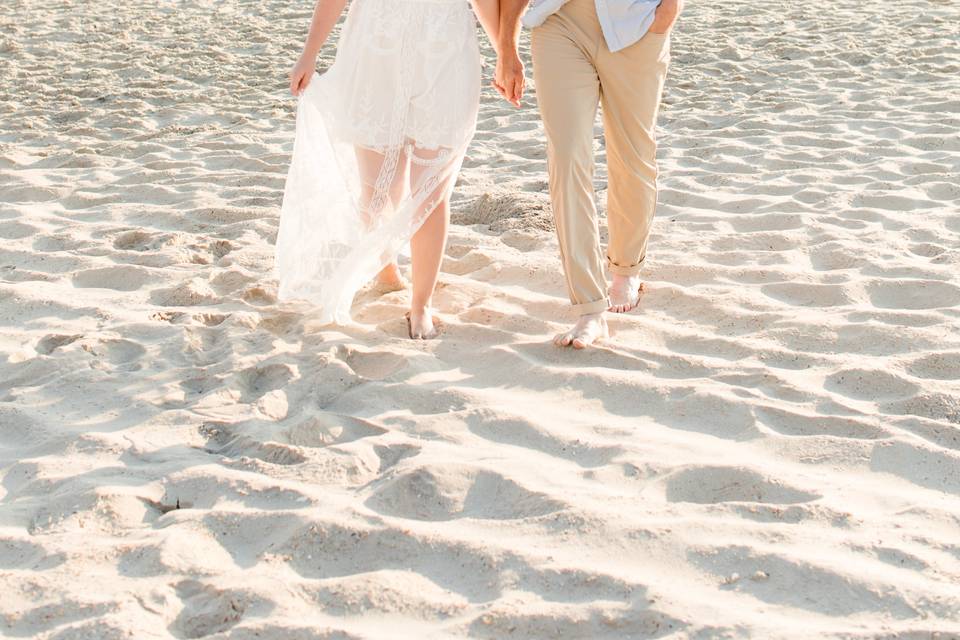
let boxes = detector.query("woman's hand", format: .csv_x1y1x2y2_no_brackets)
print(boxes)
495,48,525,107
494,0,529,108
289,53,317,97
291,0,347,96
649,0,683,35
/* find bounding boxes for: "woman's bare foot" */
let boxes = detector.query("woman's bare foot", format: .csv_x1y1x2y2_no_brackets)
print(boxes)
608,274,645,313
406,307,441,340
373,262,407,293
554,312,608,349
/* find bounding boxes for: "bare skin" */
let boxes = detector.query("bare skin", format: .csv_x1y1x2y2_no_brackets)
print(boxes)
554,312,608,349
408,201,449,339
374,262,407,292
497,0,682,348
608,273,645,313
288,0,347,97
648,0,684,35
402,0,501,337
354,144,410,295
289,0,500,339
494,0,528,107
357,141,448,337
406,142,456,339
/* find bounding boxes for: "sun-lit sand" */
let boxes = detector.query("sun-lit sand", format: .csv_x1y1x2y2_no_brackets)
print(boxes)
2,0,960,637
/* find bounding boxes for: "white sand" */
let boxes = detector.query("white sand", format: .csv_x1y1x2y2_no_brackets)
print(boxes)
2,0,960,638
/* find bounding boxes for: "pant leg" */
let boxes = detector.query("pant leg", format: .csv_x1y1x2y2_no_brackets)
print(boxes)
530,8,609,315
597,30,671,276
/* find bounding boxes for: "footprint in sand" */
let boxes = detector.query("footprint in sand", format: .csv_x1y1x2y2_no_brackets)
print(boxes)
442,249,493,276
664,466,821,504
72,265,156,291
170,580,258,639
866,279,960,310
824,368,919,401
0,221,39,240
760,282,858,307
257,311,301,336
904,352,960,381
35,333,82,355
150,278,221,306
335,344,406,380
286,413,387,448
112,230,158,251
688,545,918,617
242,286,276,306
366,464,566,521
755,406,889,440
236,363,296,402
199,422,308,466
82,338,147,370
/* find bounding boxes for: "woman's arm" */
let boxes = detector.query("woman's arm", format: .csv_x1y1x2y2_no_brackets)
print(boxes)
470,0,501,53
289,0,349,96
495,0,529,106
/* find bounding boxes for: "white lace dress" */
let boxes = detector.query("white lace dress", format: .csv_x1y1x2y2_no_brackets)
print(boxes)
273,0,482,324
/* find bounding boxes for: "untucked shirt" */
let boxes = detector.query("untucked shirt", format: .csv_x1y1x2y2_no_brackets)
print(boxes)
521,0,661,53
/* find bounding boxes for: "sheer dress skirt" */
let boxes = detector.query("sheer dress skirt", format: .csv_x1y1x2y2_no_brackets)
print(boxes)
274,0,482,324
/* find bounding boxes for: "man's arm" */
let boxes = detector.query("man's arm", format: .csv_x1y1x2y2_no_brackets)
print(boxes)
649,0,684,34
494,0,530,107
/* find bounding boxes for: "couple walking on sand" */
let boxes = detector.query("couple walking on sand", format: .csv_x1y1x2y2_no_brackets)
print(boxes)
274,0,682,348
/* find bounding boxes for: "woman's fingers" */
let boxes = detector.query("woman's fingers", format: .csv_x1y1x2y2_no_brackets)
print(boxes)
511,76,524,106
290,70,309,97
495,50,525,107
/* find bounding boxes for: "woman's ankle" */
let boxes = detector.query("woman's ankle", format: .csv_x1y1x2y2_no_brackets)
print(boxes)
376,262,402,282
409,302,431,316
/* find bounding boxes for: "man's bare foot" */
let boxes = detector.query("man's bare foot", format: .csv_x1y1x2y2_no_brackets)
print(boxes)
554,312,608,349
406,307,441,340
608,274,645,313
373,262,407,293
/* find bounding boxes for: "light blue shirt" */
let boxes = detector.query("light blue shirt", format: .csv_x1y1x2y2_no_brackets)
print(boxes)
521,0,661,53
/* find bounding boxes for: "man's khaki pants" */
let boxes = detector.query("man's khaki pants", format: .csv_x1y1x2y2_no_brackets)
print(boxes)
531,0,671,314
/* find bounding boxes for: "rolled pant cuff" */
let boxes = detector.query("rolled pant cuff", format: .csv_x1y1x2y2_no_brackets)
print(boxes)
607,259,645,277
571,297,610,315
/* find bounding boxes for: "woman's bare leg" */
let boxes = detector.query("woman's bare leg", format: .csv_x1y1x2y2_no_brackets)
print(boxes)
409,198,449,337
407,145,455,339
355,145,409,289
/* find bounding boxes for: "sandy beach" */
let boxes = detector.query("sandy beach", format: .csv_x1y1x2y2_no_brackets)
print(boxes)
2,0,960,637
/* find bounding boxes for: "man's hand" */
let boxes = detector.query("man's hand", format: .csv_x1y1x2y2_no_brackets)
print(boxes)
494,47,525,107
649,0,683,34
